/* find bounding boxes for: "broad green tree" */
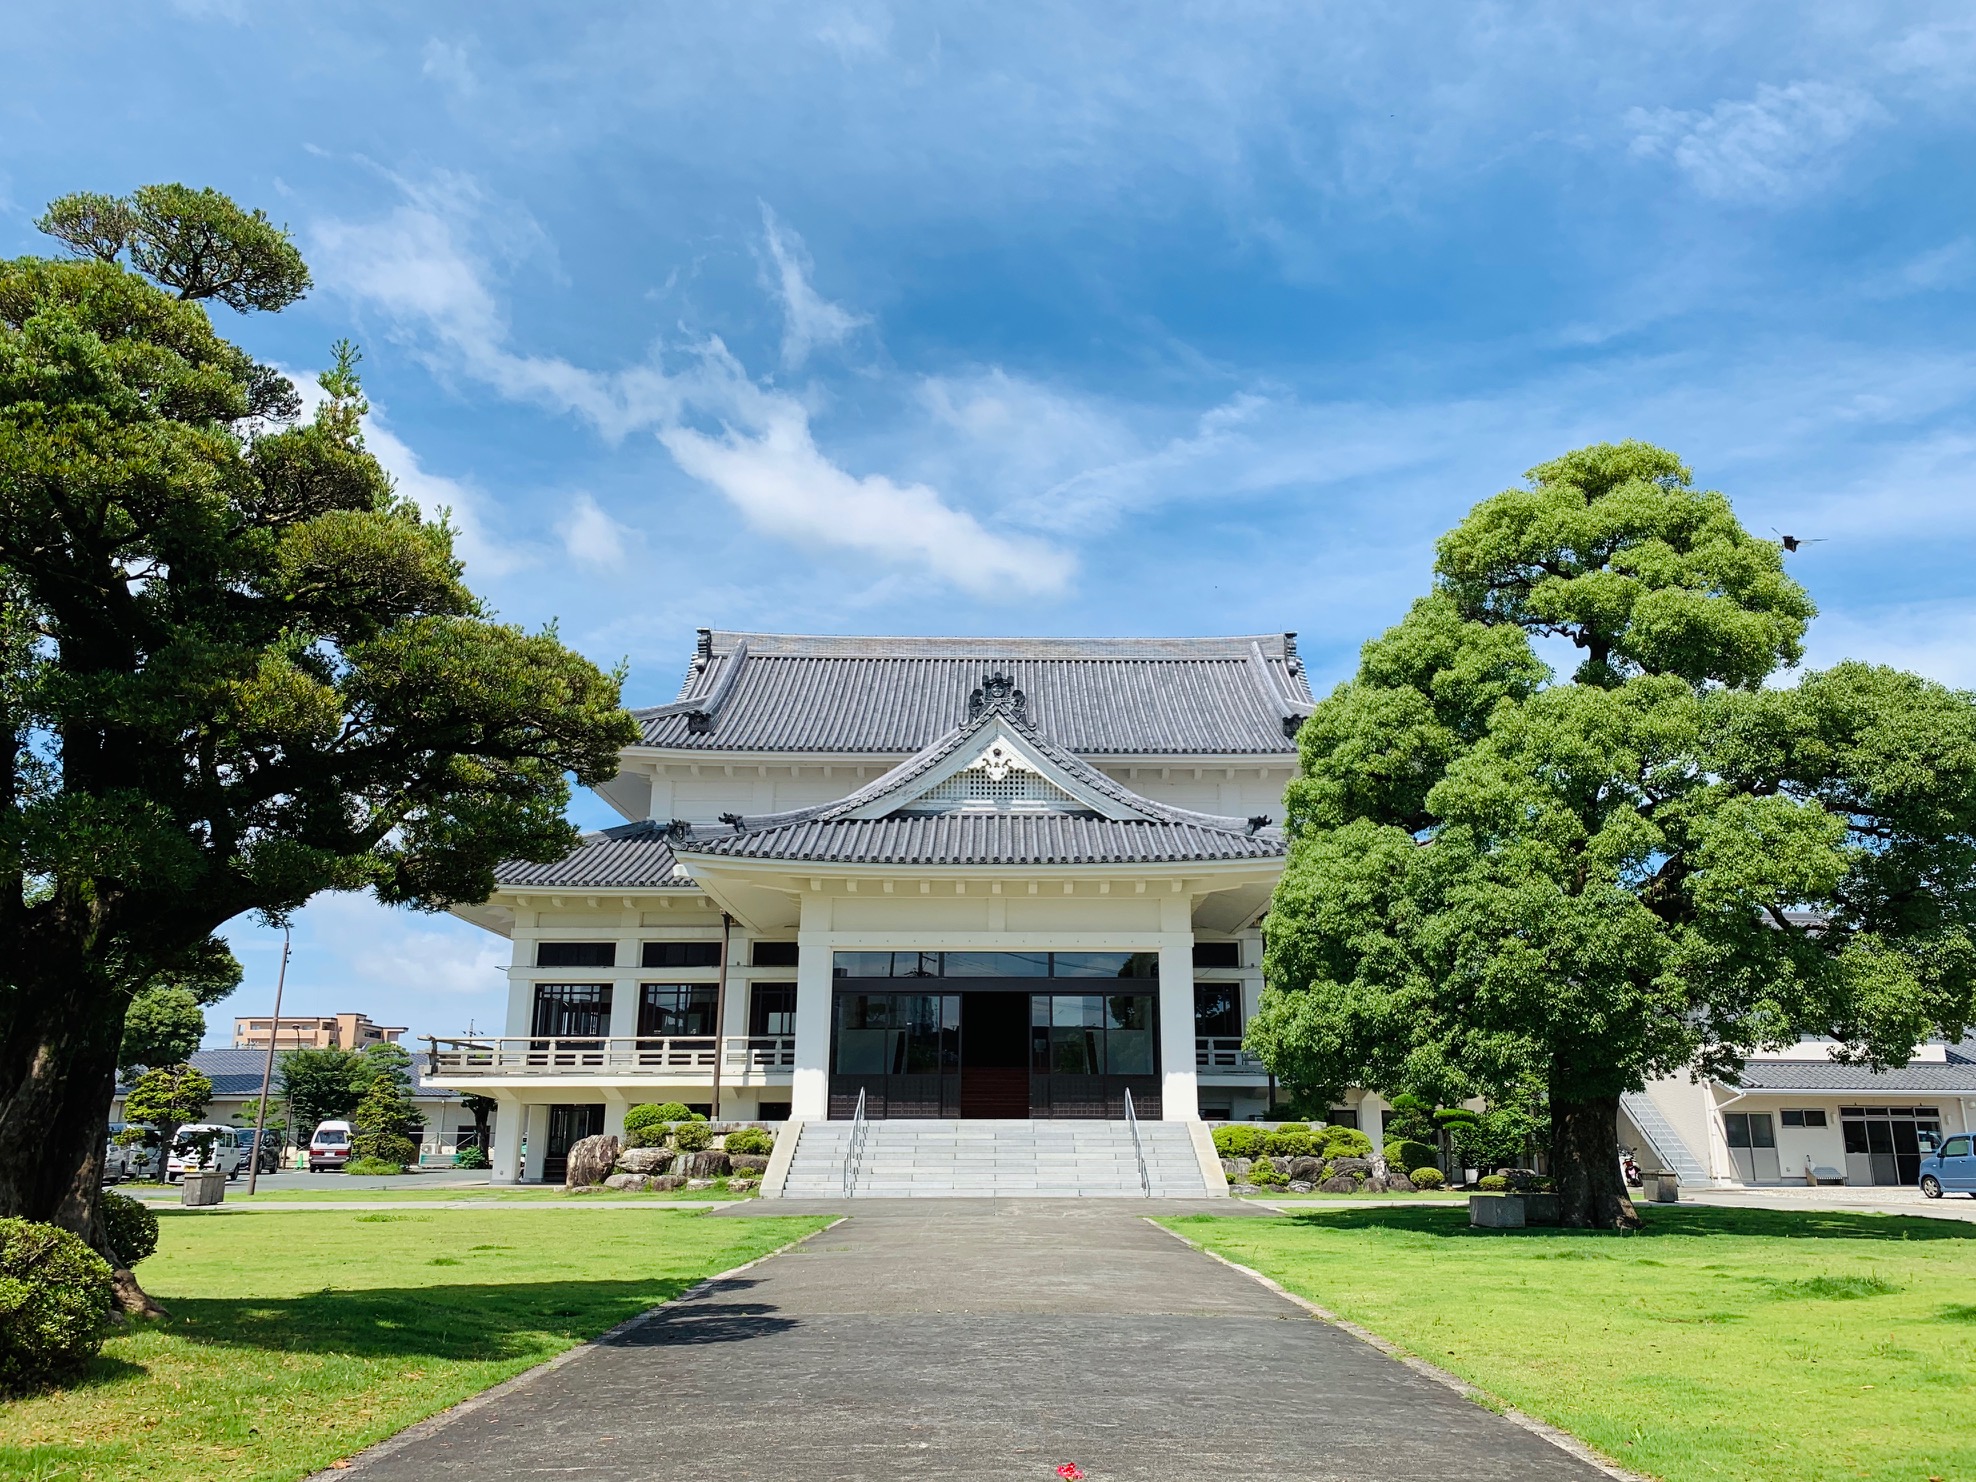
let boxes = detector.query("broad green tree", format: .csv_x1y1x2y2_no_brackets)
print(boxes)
351,1071,419,1168
0,186,637,1287
118,950,241,1073
274,1048,367,1133
1252,442,1976,1227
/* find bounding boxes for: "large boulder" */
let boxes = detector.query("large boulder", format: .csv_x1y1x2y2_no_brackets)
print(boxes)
1317,1175,1360,1194
1220,1157,1252,1179
604,1173,657,1192
564,1134,620,1189
1326,1156,1373,1177
1286,1156,1324,1184
1365,1172,1416,1194
1286,1180,1315,1194
615,1146,673,1176
680,1150,731,1178
727,1152,770,1173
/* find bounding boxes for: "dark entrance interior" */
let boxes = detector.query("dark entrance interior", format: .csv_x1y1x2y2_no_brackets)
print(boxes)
960,992,1030,1117
543,1103,604,1182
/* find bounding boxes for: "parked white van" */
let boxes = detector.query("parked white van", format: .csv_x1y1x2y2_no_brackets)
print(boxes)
166,1124,247,1182
309,1120,355,1172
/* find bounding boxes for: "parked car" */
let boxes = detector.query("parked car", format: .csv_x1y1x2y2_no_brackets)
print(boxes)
231,1126,283,1174
108,1122,160,1181
1919,1132,1976,1198
166,1124,248,1182
309,1120,355,1172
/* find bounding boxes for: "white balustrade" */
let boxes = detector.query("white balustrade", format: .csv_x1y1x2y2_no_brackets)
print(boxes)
1195,1036,1265,1072
423,1035,797,1080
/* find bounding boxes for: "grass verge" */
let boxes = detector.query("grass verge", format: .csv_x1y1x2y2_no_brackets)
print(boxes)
2,1207,828,1482
124,1182,755,1204
1165,1205,1976,1482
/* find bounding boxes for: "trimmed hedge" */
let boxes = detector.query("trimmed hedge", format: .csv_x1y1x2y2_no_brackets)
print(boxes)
99,1192,157,1268
723,1126,774,1156
1264,1127,1316,1157
1383,1139,1438,1174
1410,1167,1447,1190
0,1219,114,1393
1319,1126,1373,1158
1212,1124,1267,1159
1477,1174,1510,1191
671,1121,713,1152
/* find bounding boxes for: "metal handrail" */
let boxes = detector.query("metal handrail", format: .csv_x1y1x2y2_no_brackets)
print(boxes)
1124,1087,1151,1197
842,1088,869,1198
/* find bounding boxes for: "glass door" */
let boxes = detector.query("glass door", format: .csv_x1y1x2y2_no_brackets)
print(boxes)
829,992,961,1118
1724,1112,1781,1183
1028,992,1160,1118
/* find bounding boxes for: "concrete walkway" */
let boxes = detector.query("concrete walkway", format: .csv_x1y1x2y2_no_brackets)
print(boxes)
332,1199,1613,1482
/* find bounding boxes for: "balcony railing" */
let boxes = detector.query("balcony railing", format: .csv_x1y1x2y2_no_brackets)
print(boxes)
423,1035,797,1080
1196,1036,1266,1073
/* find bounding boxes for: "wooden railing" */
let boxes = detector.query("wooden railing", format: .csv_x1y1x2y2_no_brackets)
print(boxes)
1196,1036,1265,1072
423,1035,797,1079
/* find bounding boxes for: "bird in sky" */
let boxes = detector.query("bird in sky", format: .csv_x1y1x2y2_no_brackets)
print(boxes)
1772,529,1825,554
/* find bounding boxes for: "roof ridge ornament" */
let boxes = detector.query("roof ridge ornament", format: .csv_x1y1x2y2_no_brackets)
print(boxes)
967,671,1028,725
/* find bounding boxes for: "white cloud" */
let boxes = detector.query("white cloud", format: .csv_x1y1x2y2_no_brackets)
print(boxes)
759,203,869,369
1802,599,1976,689
1892,237,1975,293
1627,81,1888,201
557,492,636,570
422,38,478,97
310,182,1069,594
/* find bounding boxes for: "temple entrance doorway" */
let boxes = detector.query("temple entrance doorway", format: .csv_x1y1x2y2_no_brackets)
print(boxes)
960,992,1029,1117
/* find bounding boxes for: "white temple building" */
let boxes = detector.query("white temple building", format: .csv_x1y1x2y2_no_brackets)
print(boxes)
434,631,1310,1186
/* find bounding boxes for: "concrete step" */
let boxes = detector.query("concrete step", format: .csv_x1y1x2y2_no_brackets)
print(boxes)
774,1117,1217,1199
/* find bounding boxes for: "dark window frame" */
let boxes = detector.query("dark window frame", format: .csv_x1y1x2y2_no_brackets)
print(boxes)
531,983,613,1037
641,941,723,969
638,982,719,1037
752,941,800,967
750,982,797,1037
536,942,616,968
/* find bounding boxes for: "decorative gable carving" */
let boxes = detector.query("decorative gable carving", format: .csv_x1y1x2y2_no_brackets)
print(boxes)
967,672,1028,725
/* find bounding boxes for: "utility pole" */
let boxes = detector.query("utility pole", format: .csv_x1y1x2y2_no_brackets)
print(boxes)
709,913,733,1121
245,924,292,1196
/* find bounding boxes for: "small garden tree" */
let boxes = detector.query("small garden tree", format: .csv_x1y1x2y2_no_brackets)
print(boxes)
1253,442,1976,1228
350,1072,418,1170
121,1064,212,1179
275,1048,367,1132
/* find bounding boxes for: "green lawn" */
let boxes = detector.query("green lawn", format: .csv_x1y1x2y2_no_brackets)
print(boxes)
2,1207,828,1482
1166,1206,1976,1482
123,1181,755,1203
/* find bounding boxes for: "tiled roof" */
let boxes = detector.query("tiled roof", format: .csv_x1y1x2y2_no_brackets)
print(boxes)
1730,1051,1976,1094
676,813,1285,866
631,630,1315,755
673,703,1285,868
497,822,701,890
118,1048,459,1102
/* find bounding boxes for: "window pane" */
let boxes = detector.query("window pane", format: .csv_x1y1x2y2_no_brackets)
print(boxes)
1748,1114,1775,1149
1842,1121,1869,1154
1106,1029,1154,1075
1051,952,1158,978
834,952,895,978
943,951,1050,977
1193,984,1239,1037
1053,995,1104,1027
1050,1027,1098,1074
532,984,611,1037
750,984,797,1036
752,941,800,967
639,984,717,1036
1865,1121,1895,1154
1192,942,1242,968
1725,1114,1750,1149
537,942,616,968
1106,994,1151,1031
1781,1109,1804,1127
641,942,722,969
1802,1109,1828,1127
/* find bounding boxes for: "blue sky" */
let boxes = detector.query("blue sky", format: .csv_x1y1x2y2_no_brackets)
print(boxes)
7,4,1976,1046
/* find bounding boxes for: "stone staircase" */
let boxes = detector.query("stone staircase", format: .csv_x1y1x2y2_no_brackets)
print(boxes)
1620,1092,1709,1185
774,1118,1215,1198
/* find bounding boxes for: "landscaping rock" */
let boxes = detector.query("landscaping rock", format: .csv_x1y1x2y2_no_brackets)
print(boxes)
647,1175,686,1191
685,1178,715,1190
1286,1156,1324,1183
1228,1183,1261,1195
1220,1156,1251,1178
604,1173,660,1192
1327,1156,1373,1176
1317,1175,1359,1193
1286,1181,1314,1194
1366,1173,1415,1193
681,1150,731,1178
727,1152,770,1173
563,1133,620,1189
615,1146,673,1176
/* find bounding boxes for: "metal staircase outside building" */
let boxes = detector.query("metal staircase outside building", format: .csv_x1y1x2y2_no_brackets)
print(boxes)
1620,1092,1709,1185
773,1118,1214,1198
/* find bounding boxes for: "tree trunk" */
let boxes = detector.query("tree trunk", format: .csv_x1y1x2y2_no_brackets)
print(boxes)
0,955,162,1313
1549,1093,1639,1230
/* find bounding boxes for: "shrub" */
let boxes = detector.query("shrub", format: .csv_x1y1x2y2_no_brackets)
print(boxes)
99,1192,157,1268
1273,1121,1309,1134
1477,1175,1510,1192
622,1104,673,1147
1319,1126,1373,1158
1384,1139,1438,1174
724,1126,774,1156
0,1219,115,1393
671,1121,713,1152
1246,1156,1287,1187
1212,1124,1267,1159
1264,1127,1316,1157
345,1156,409,1176
1409,1166,1447,1190
454,1145,489,1169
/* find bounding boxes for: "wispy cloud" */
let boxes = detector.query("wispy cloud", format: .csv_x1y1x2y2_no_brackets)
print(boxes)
1627,81,1888,202
759,203,868,369
310,182,1066,593
557,492,636,570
